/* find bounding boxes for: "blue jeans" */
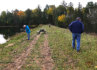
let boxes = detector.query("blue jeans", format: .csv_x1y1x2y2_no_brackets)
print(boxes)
72,33,81,51
27,33,30,40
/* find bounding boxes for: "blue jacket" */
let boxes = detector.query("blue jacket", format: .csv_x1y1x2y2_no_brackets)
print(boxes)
69,20,84,34
25,25,31,33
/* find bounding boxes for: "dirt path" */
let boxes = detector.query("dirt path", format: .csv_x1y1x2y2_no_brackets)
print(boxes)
40,34,54,70
11,34,36,57
4,35,40,70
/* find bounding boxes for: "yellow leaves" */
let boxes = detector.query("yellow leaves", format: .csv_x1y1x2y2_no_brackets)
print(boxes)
32,9,38,13
47,8,53,15
58,14,66,22
17,11,25,16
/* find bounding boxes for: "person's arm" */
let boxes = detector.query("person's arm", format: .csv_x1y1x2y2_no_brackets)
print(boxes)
24,27,26,32
69,22,73,32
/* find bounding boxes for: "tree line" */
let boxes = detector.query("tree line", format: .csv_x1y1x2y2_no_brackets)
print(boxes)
0,1,97,33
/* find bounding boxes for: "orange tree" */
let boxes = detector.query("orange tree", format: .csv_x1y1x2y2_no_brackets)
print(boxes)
17,11,25,26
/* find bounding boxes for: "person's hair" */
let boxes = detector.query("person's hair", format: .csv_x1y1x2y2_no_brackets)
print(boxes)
23,25,26,27
76,17,81,20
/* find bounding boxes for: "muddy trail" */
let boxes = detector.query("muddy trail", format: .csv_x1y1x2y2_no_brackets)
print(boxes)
4,33,55,70
40,34,54,70
4,35,40,70
33,34,54,70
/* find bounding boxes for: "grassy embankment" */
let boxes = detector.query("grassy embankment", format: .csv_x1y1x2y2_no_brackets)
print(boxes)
0,25,42,70
0,25,97,70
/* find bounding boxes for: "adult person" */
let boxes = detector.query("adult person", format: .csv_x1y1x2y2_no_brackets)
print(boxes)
23,25,31,40
69,17,84,52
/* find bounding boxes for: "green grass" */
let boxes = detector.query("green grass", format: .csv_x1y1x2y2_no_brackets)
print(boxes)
0,25,97,70
21,33,45,70
0,25,43,70
43,25,97,70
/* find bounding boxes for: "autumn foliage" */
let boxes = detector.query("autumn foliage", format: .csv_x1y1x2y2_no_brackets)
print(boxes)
17,11,25,16
58,14,66,22
47,8,53,15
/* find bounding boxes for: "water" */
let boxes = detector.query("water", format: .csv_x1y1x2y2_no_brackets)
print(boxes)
0,34,7,44
0,27,21,44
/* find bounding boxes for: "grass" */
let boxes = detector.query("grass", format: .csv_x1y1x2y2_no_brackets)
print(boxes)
43,25,97,70
21,33,45,70
0,25,43,70
0,25,97,70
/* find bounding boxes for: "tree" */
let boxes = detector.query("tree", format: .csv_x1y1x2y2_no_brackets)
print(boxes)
86,2,94,8
43,4,49,24
12,9,19,26
25,9,33,25
47,8,53,15
46,5,56,25
67,2,74,19
6,11,14,25
17,11,25,17
56,5,66,16
67,2,74,15
58,14,66,22
57,14,66,27
62,0,67,8
32,5,42,25
74,2,83,21
61,0,67,14
17,11,25,26
0,11,7,25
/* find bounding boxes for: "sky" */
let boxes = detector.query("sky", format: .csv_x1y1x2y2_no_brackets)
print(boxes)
0,0,97,13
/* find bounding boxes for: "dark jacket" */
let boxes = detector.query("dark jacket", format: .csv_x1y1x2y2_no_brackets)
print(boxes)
69,20,84,34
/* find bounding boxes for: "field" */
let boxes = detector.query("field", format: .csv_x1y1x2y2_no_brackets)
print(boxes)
0,25,97,70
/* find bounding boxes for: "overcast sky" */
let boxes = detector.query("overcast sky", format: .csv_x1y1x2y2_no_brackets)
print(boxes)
0,0,97,12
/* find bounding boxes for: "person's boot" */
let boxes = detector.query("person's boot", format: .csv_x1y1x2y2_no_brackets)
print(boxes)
77,50,80,52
